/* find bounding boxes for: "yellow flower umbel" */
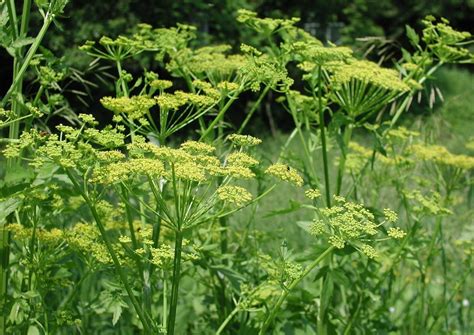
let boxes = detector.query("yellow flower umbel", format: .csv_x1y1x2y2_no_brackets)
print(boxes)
226,152,259,168
167,44,246,83
101,95,156,120
228,134,262,147
238,43,294,92
265,163,304,187
236,9,299,36
410,144,474,170
290,41,353,68
422,16,474,63
308,195,405,259
329,59,411,117
92,159,165,184
217,185,252,206
305,188,321,200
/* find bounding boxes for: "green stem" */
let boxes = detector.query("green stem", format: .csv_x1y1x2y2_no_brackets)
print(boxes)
237,85,270,134
288,106,319,186
162,270,168,330
200,91,239,141
6,0,18,40
215,305,240,335
0,226,11,334
0,114,34,129
389,62,443,128
342,296,362,335
2,12,54,107
316,66,331,207
27,206,38,291
65,170,152,333
167,230,183,335
32,85,45,106
20,0,32,38
259,246,334,334
116,60,129,98
318,272,328,335
120,186,151,320
336,124,353,195
428,269,471,332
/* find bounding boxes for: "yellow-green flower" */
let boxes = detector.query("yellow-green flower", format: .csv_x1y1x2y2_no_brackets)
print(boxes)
228,134,262,147
217,185,252,206
227,152,259,168
388,227,407,239
305,188,321,200
266,163,303,186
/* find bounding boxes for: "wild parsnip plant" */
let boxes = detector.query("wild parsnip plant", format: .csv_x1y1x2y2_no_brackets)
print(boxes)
1,4,473,334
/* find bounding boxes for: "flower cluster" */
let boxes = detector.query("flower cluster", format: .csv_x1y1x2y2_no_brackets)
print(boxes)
167,44,247,81
101,96,155,120
7,224,63,245
155,91,217,110
228,134,262,147
237,9,299,35
259,254,303,287
217,185,253,206
404,190,453,216
80,23,196,62
92,159,165,184
330,60,411,93
289,41,353,68
387,127,420,140
305,188,321,200
344,141,409,174
422,16,474,63
309,195,405,259
150,79,173,91
7,222,131,266
226,152,259,168
410,144,474,170
265,163,304,186
239,47,294,92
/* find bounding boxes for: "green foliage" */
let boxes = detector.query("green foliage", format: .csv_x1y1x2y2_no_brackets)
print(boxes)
0,6,473,335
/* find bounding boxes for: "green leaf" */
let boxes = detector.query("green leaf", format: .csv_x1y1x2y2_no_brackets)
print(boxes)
401,48,412,62
329,113,352,133
27,326,40,335
22,290,40,299
406,25,420,46
209,265,246,289
313,265,330,281
1,179,36,197
111,304,123,326
330,269,350,287
264,200,301,217
12,37,35,49
296,220,313,233
131,77,143,90
34,0,49,8
51,0,69,15
0,4,8,27
4,165,35,185
6,46,15,57
333,244,357,256
320,274,334,315
0,198,22,224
